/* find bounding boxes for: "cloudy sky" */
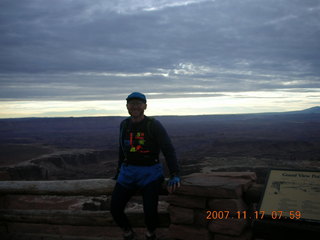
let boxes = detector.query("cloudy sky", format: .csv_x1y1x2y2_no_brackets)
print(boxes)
0,0,319,118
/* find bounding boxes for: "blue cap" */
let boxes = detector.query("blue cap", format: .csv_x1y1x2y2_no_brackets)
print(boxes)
126,92,147,103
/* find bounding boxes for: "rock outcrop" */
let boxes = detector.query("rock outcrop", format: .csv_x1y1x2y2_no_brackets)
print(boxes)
0,150,118,180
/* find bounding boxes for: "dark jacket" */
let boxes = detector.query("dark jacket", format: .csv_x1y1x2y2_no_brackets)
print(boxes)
118,116,179,176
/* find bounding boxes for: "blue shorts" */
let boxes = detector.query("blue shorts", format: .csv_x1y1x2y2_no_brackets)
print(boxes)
117,163,164,189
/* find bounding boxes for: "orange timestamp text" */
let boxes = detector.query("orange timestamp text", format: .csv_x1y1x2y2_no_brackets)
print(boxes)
206,210,302,220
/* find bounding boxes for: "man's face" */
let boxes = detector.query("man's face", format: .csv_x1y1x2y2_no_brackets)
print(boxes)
126,99,147,118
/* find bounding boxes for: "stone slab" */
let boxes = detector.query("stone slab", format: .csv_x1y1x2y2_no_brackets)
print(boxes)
208,218,248,236
194,209,209,227
0,209,170,227
176,173,255,198
214,230,252,240
168,206,194,225
207,199,247,213
2,195,110,211
170,224,212,240
5,222,122,237
187,173,256,192
0,179,116,196
4,223,171,239
188,172,257,182
167,194,207,209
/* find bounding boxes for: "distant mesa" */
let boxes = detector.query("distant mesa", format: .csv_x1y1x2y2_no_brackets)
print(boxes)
297,106,320,114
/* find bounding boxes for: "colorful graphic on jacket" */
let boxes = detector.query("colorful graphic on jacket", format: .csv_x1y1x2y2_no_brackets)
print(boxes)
125,131,150,153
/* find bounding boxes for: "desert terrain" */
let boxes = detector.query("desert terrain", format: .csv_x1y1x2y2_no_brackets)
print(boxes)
0,107,319,183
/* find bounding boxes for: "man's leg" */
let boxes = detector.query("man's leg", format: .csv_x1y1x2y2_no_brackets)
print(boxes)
141,178,163,235
111,182,136,232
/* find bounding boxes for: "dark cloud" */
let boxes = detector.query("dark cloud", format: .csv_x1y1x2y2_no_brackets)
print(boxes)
0,0,319,101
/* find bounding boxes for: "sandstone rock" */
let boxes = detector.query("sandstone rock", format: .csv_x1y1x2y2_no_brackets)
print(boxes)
0,223,7,234
170,224,212,240
176,173,255,198
243,183,264,204
167,194,206,209
5,222,128,238
207,199,247,213
188,172,257,181
194,209,209,227
0,209,170,227
4,224,170,239
0,179,116,196
168,205,194,224
2,195,98,210
4,164,47,180
188,172,256,192
0,196,4,209
0,170,11,180
208,218,248,236
214,230,252,240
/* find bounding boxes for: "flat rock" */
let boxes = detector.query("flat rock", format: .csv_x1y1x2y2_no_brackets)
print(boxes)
175,173,256,198
168,206,194,225
170,224,212,240
207,199,247,213
208,218,248,236
0,179,116,196
167,194,207,209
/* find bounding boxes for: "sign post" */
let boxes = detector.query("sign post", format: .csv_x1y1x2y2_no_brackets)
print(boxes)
259,169,320,222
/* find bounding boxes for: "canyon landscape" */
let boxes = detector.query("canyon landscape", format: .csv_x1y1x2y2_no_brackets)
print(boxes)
1,107,320,183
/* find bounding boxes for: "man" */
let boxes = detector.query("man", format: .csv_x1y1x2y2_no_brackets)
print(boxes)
111,92,181,240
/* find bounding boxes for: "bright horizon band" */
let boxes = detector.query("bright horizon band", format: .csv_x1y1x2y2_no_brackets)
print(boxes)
0,90,319,119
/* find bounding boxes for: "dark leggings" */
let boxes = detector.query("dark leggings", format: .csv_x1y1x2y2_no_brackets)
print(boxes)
110,178,163,232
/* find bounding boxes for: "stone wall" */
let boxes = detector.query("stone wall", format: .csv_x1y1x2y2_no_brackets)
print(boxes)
167,172,256,240
0,179,170,240
1,173,318,240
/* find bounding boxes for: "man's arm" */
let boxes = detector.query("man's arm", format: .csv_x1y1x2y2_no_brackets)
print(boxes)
153,119,180,176
153,119,181,193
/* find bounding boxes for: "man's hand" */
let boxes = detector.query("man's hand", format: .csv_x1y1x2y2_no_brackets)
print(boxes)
167,176,181,193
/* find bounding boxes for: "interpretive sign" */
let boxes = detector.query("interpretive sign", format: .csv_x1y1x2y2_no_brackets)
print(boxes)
259,169,320,222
